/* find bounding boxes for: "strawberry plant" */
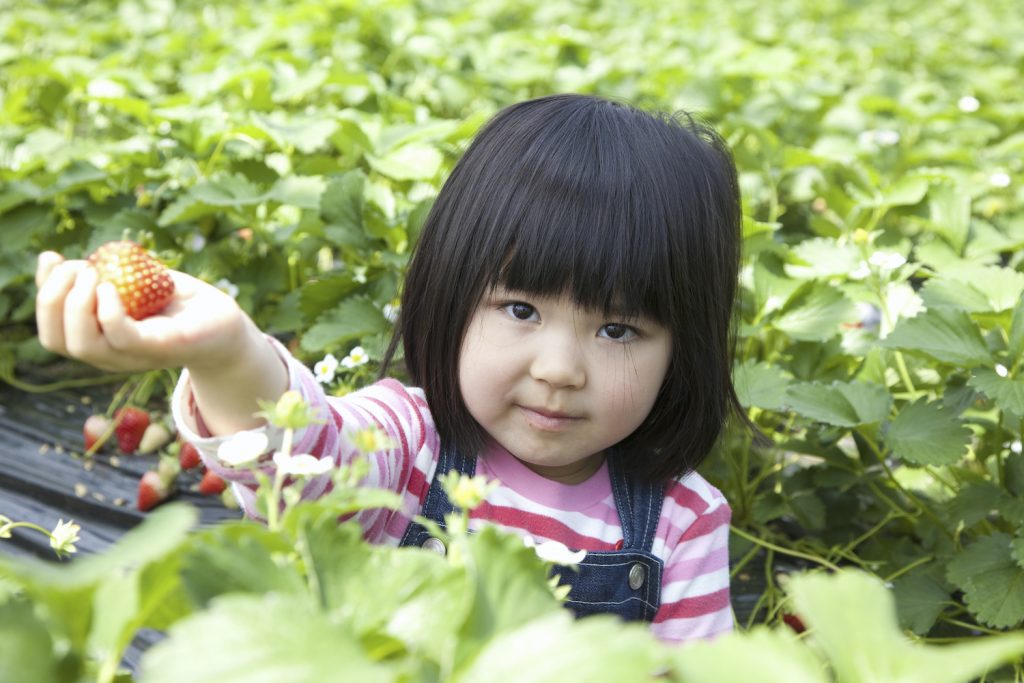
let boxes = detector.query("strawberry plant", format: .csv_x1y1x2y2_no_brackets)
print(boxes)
2,0,1024,675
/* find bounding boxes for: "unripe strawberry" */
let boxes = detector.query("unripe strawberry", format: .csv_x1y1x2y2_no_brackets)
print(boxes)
83,414,112,452
138,422,172,454
88,240,175,320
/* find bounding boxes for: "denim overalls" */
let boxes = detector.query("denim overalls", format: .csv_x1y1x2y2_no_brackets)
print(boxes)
398,444,666,622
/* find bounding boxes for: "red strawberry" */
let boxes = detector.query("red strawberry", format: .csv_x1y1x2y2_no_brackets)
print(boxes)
781,612,806,633
179,442,201,470
198,470,226,495
114,407,150,454
137,470,170,511
83,414,112,452
88,240,175,320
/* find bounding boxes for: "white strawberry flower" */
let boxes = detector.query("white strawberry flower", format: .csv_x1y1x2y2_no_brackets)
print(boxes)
215,278,239,298
868,251,907,272
989,172,1011,188
50,519,81,557
523,536,587,565
382,302,400,323
272,452,333,477
218,432,269,467
958,95,980,112
341,346,369,369
314,353,339,384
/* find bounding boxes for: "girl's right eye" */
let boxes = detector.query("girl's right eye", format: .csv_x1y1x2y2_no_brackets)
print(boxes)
501,302,538,321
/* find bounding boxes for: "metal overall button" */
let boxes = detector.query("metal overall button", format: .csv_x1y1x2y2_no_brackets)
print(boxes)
628,563,645,590
421,540,446,557
422,537,447,555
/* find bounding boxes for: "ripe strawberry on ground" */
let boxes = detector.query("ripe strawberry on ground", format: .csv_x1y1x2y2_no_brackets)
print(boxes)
83,414,112,452
114,407,150,453
178,441,201,470
137,470,171,511
198,470,226,495
88,240,175,320
781,612,806,633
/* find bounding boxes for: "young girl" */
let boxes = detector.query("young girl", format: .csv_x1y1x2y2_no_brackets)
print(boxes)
35,94,744,644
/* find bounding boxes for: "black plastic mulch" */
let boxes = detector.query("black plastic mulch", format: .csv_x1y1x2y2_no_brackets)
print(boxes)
0,368,240,673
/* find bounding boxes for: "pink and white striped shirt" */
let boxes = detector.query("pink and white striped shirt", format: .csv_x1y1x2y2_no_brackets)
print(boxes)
172,339,733,644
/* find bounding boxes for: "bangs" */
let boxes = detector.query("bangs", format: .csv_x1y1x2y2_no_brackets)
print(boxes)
468,99,685,324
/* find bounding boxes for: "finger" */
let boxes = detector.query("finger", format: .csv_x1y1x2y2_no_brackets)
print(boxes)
36,251,64,289
63,267,111,362
35,260,87,355
95,280,140,351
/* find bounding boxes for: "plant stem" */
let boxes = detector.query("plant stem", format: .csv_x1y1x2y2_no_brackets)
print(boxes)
0,372,135,393
730,525,841,572
883,554,935,582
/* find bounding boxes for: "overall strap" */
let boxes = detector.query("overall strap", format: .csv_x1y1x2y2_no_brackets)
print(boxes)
606,450,664,552
397,442,476,548
419,442,478,522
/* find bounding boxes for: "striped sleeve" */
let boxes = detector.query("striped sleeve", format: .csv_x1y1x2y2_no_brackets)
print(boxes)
171,336,440,539
650,476,734,643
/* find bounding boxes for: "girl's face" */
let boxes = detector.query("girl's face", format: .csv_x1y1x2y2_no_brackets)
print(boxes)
458,285,673,484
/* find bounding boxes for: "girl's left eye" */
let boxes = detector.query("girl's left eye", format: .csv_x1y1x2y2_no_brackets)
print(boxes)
599,323,638,342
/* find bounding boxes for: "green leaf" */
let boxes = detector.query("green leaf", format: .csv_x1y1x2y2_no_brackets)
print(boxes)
367,143,444,181
783,380,892,427
785,237,861,280
0,505,196,650
893,570,951,635
922,266,1024,313
791,569,1024,682
181,522,306,608
886,397,971,465
918,278,991,313
947,533,1024,628
733,360,791,411
461,612,666,682
1010,294,1024,361
320,170,366,247
268,175,326,210
189,173,264,207
880,308,991,367
300,295,389,353
669,626,826,683
455,526,562,667
928,182,971,253
0,599,67,683
1011,535,1024,571
137,594,395,683
773,281,857,342
253,112,339,154
968,368,1024,415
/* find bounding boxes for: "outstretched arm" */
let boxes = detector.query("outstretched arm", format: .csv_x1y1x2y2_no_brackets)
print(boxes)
34,251,288,435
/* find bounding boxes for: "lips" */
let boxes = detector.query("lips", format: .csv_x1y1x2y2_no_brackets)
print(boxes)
518,405,582,431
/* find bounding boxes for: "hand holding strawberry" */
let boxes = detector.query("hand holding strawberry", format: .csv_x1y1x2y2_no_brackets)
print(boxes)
35,243,251,374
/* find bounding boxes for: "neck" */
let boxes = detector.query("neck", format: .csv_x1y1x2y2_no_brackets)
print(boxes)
516,451,606,484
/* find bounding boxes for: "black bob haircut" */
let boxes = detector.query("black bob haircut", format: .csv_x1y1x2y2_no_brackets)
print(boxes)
382,93,744,485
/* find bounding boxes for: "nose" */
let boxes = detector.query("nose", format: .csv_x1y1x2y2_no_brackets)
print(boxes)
529,330,586,389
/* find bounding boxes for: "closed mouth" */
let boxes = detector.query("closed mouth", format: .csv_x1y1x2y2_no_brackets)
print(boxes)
521,405,579,420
